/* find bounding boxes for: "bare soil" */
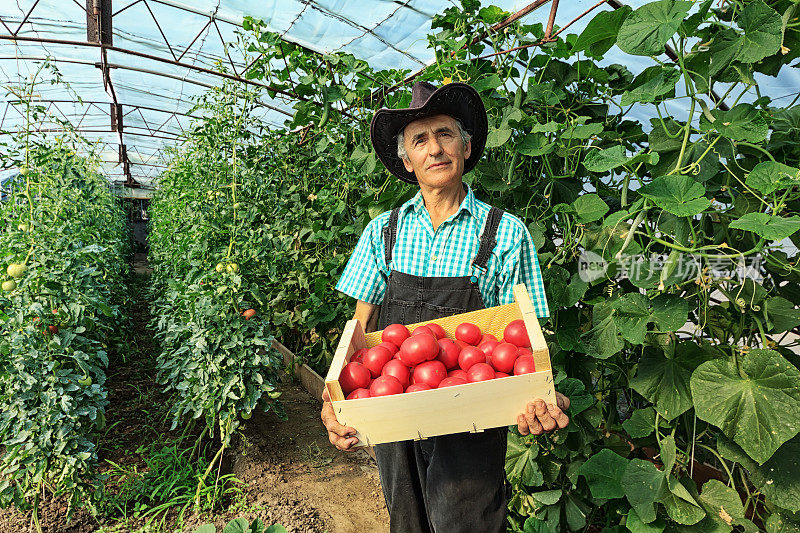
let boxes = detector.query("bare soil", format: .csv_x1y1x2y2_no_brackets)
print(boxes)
0,263,388,533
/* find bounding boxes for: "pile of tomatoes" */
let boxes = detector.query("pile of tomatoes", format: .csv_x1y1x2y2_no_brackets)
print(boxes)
339,319,537,399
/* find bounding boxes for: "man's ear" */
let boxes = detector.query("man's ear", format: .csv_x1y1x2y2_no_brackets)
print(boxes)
402,156,414,173
464,139,472,160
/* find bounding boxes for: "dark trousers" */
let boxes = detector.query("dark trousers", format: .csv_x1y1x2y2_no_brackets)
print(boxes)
374,428,509,533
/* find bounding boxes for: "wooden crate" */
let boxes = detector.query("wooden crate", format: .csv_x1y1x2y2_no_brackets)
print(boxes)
324,284,554,446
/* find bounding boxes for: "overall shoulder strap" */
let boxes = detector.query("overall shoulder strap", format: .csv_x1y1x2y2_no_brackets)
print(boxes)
382,208,401,267
472,206,504,271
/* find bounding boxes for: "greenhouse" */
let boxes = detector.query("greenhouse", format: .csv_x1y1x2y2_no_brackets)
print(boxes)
1,0,800,531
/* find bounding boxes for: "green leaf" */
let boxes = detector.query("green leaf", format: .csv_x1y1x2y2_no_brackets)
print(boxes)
698,479,746,529
698,103,768,143
745,161,800,195
620,66,681,106
578,448,629,499
583,145,629,172
472,73,503,93
585,314,625,359
486,126,513,148
720,435,800,513
617,0,692,56
661,477,706,525
561,122,603,140
626,508,666,532
623,407,656,438
648,118,684,152
517,133,554,156
506,435,544,486
557,377,594,415
651,294,688,332
530,120,561,133
523,517,554,533
223,518,250,533
194,526,216,533
532,489,563,506
736,0,783,63
638,175,710,217
764,297,800,333
631,344,705,420
573,6,633,57
691,349,800,464
265,526,287,533
623,459,668,523
612,293,651,345
729,212,800,241
661,435,677,475
574,194,610,224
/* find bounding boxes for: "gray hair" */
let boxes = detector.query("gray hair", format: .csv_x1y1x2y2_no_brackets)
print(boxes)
396,117,471,161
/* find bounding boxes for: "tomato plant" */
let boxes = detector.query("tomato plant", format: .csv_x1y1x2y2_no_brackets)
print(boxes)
0,65,127,524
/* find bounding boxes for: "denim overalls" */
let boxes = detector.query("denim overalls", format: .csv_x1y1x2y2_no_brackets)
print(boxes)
374,206,509,533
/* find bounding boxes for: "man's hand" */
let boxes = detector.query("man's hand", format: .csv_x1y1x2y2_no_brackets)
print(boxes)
516,392,570,436
321,388,360,451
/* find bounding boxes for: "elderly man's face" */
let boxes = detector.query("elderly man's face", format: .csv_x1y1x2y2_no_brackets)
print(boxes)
401,114,471,189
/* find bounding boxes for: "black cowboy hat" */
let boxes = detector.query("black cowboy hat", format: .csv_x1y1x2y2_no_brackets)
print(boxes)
370,81,488,184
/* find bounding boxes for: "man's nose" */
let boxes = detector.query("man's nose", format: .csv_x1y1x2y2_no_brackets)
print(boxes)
428,136,444,155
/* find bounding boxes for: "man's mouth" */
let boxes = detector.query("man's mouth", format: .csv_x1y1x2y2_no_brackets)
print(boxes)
428,161,450,170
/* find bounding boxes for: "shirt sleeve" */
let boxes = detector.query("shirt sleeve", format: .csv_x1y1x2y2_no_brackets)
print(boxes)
334,215,389,305
496,220,550,318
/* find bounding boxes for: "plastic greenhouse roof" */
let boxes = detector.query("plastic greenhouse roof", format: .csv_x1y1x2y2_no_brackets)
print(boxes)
1,1,799,191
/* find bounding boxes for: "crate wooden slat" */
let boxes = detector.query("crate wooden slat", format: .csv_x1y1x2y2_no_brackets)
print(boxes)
324,284,554,446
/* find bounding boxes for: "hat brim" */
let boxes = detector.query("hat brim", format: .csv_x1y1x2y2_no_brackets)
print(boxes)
370,83,487,184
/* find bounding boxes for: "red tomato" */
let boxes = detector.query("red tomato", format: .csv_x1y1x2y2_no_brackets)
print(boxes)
436,338,460,370
378,341,399,356
454,339,470,350
381,359,410,388
369,375,404,396
425,323,446,339
405,383,432,393
346,388,371,400
48,325,59,335
412,360,447,388
339,362,371,394
399,334,440,367
518,347,533,357
438,376,467,388
411,325,434,337
481,333,498,343
458,346,486,371
513,355,537,375
495,372,510,378
477,339,499,358
467,363,496,382
362,346,392,378
382,323,410,347
455,322,482,345
491,342,519,373
503,319,531,348
351,348,367,364
447,369,468,381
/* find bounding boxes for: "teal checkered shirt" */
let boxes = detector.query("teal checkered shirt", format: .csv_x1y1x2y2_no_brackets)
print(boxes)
335,184,550,318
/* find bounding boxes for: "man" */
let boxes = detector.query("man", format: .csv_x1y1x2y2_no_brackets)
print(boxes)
321,81,570,532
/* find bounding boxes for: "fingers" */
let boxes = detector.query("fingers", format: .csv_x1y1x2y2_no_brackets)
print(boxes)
523,402,544,435
320,400,359,451
534,399,557,432
555,392,570,411
547,401,570,430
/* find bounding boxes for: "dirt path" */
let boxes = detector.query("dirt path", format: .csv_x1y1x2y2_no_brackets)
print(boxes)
0,264,388,533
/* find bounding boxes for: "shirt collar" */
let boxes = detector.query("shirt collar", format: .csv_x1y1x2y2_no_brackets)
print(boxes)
402,182,477,220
